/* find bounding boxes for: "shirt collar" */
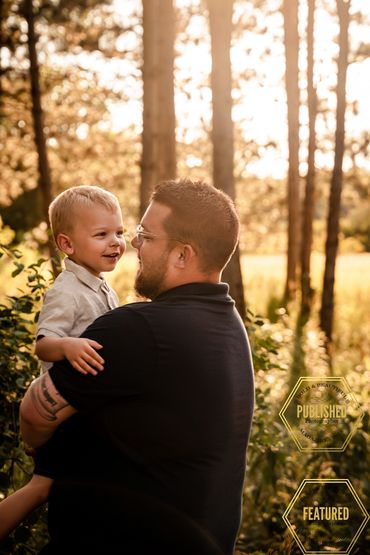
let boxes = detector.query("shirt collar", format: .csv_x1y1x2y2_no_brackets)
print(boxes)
64,258,104,293
155,282,231,302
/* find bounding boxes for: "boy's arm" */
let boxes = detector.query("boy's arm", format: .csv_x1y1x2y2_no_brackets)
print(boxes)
36,280,104,375
0,475,52,541
36,336,104,375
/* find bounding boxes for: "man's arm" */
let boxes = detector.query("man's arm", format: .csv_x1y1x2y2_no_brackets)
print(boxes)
20,372,77,448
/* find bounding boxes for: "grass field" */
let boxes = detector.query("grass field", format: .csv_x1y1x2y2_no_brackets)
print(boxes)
241,252,370,315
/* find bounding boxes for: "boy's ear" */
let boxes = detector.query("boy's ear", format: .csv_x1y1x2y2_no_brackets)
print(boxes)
56,233,74,255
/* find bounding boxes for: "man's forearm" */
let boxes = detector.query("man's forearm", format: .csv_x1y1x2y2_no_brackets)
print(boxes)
20,373,76,448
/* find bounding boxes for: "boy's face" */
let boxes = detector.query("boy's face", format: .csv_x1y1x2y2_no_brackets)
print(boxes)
59,205,125,277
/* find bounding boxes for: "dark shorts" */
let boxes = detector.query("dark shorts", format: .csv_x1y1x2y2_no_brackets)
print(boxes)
33,427,68,478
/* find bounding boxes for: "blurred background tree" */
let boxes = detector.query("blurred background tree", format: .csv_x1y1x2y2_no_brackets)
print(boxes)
282,0,301,302
140,0,176,216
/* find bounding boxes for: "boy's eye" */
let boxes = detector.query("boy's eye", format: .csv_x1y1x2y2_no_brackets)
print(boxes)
95,232,106,237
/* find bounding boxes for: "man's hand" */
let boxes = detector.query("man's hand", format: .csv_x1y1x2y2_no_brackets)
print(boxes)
62,337,104,375
23,443,36,458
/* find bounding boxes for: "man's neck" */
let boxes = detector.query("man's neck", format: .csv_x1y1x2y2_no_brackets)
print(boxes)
160,271,221,295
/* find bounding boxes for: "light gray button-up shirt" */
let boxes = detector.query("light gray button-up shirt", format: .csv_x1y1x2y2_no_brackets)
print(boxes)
37,258,119,372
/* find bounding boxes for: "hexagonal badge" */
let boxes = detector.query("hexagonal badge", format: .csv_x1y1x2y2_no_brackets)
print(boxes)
283,478,369,554
279,377,364,451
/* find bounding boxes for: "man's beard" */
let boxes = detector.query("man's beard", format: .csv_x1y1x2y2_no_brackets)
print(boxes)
134,253,169,300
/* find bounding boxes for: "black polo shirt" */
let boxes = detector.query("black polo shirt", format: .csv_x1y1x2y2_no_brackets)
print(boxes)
48,283,254,555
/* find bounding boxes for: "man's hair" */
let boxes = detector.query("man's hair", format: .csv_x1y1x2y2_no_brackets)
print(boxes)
151,179,240,273
49,185,121,239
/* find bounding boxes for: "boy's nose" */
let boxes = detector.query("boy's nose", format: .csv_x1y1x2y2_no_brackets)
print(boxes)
110,234,120,245
131,236,139,250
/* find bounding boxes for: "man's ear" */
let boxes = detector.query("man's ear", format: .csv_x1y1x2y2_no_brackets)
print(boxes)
56,233,74,255
173,244,196,269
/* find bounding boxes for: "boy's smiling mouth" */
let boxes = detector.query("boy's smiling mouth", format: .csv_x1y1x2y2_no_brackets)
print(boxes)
104,253,120,259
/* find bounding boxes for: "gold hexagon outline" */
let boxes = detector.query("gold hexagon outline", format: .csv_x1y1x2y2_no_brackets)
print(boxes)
283,478,370,554
279,377,363,452
282,478,370,554
279,377,310,452
279,377,364,452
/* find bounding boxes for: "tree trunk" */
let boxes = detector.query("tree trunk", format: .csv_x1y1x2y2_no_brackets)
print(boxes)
283,0,301,301
320,0,350,342
24,0,60,276
0,0,5,122
140,0,176,217
300,0,317,313
157,0,176,183
208,0,245,319
141,0,159,215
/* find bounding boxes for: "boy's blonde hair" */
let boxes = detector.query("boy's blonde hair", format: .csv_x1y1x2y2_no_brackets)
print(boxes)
49,185,121,239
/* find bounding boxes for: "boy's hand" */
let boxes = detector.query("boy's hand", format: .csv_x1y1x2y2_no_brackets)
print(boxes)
62,338,104,375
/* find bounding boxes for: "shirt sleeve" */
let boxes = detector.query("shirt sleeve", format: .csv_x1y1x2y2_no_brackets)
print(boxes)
37,284,77,339
49,306,156,414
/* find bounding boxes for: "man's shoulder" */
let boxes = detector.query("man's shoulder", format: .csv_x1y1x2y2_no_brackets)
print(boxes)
81,301,157,345
99,301,154,322
86,301,153,327
113,300,180,321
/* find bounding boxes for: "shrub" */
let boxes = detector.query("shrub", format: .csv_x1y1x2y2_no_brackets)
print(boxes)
238,309,370,554
0,244,50,553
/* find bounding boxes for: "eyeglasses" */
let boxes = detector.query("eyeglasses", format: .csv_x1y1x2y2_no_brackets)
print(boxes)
133,224,167,247
133,224,186,248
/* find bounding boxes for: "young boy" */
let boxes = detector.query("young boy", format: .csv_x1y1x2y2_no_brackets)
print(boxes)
0,185,125,540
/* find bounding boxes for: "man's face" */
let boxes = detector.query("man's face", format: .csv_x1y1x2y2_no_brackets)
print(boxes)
131,202,174,300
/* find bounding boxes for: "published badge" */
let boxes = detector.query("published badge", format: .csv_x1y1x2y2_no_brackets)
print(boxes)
279,377,363,452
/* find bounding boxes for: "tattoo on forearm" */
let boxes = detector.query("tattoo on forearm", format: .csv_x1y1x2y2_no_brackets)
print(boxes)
42,378,57,408
30,374,70,422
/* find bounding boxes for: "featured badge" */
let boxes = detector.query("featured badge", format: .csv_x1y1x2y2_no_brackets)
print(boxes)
283,479,369,554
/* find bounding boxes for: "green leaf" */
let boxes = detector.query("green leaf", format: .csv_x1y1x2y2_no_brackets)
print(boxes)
11,262,25,277
0,471,11,488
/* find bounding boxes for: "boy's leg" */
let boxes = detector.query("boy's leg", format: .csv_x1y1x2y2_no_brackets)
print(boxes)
0,474,52,541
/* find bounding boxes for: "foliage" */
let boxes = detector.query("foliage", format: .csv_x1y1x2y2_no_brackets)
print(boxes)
238,306,370,554
0,189,44,243
0,244,50,554
238,310,299,553
2,0,369,252
1,0,140,231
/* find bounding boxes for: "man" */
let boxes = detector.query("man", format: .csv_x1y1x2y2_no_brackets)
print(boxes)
20,179,255,555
